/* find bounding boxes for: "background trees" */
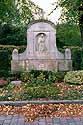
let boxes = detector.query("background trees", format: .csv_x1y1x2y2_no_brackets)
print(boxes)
0,0,83,71
56,23,81,48
0,0,43,45
54,0,83,47
0,0,43,25
0,0,18,25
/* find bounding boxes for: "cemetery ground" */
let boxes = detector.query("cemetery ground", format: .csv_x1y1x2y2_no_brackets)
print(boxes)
0,71,83,121
1,70,83,101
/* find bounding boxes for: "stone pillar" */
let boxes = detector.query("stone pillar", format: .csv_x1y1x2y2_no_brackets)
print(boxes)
12,49,18,60
65,48,71,60
65,48,72,71
11,49,19,72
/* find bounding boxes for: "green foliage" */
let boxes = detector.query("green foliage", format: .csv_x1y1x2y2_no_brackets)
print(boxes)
0,83,14,101
21,71,55,86
55,72,66,82
0,0,32,25
71,47,82,70
64,89,83,100
0,83,60,101
0,70,9,78
5,83,14,91
0,0,19,24
0,20,81,48
56,0,83,46
0,93,12,101
21,72,31,82
0,45,26,77
0,24,27,45
0,50,9,70
57,0,81,24
0,50,10,77
56,24,82,48
21,85,60,100
21,70,65,86
9,71,22,81
64,70,83,84
0,0,43,25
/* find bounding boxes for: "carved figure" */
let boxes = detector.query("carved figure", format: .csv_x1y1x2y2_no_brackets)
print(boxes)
37,34,47,52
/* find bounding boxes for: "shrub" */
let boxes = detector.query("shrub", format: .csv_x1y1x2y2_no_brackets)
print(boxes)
54,71,66,82
64,70,83,84
0,50,9,71
0,93,12,101
9,71,22,81
21,85,60,100
30,70,58,83
0,24,27,46
0,45,26,77
64,89,83,100
0,70,9,78
56,24,82,48
21,70,65,86
6,83,15,91
20,72,31,82
71,47,82,70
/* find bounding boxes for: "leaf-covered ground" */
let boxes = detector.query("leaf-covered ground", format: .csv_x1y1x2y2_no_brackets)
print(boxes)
53,82,83,99
0,104,83,122
1,82,83,100
0,82,83,122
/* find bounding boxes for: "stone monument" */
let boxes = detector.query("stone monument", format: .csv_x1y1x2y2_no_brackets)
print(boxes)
11,20,72,71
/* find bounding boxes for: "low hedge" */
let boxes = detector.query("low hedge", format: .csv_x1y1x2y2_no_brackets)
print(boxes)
64,70,83,84
71,47,82,70
0,45,26,77
20,70,65,85
64,89,83,100
21,85,60,100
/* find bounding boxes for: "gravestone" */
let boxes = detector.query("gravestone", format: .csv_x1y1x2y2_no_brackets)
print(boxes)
11,20,72,71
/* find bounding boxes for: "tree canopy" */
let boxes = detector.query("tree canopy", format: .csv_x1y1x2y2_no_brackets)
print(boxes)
51,0,83,47
56,23,82,48
0,0,43,25
0,0,44,45
51,0,82,24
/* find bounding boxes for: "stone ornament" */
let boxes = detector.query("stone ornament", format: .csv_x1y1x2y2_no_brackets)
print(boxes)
65,48,71,60
12,49,18,60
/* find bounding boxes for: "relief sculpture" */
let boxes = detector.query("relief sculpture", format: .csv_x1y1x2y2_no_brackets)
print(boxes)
36,33,47,52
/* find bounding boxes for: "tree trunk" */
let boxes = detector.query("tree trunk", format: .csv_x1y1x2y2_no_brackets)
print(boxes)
79,13,83,48
80,26,83,48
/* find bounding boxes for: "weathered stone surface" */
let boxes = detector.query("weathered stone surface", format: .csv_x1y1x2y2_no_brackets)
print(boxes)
11,81,22,85
11,20,72,71
65,48,71,60
0,115,83,125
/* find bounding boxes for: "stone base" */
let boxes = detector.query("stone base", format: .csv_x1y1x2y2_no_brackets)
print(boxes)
11,59,72,72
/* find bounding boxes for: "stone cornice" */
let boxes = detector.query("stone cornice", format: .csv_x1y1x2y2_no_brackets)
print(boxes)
27,19,56,29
